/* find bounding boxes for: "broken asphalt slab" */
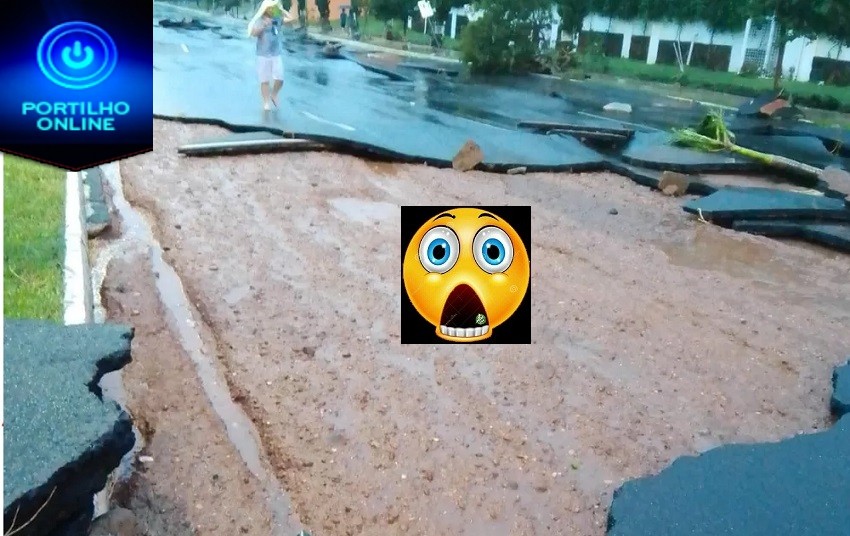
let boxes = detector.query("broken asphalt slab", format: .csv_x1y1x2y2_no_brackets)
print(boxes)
517,120,635,138
728,116,850,158
831,360,850,418
178,130,326,156
734,133,847,172
682,187,850,226
732,219,850,253
625,131,848,187
401,61,461,76
607,415,850,535
625,131,848,182
4,320,135,536
347,51,460,79
158,18,221,30
603,159,717,196
622,132,764,173
820,166,850,199
607,362,850,536
156,109,607,171
343,51,414,82
519,121,634,149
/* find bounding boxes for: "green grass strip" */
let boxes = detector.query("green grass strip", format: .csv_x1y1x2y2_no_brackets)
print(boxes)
4,155,66,321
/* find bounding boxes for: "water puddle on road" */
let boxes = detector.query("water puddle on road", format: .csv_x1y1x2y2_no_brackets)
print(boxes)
94,163,301,536
655,225,804,286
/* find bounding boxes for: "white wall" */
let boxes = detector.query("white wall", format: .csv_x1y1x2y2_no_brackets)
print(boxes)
448,4,482,39
785,37,850,82
580,14,746,72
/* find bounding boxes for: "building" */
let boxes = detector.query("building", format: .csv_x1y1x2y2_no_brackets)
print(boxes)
446,5,850,83
579,13,850,83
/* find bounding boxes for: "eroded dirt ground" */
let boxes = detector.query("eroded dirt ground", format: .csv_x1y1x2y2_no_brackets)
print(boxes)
103,119,850,535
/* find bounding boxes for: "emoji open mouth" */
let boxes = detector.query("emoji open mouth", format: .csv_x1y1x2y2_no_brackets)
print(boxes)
439,284,489,338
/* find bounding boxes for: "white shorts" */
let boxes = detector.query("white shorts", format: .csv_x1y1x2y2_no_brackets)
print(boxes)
257,55,284,83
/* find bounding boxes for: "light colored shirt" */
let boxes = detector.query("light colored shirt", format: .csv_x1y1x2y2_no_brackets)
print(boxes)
255,16,282,57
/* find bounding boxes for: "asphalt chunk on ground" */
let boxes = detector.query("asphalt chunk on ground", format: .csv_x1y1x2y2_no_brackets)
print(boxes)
3,320,135,536
607,366,850,536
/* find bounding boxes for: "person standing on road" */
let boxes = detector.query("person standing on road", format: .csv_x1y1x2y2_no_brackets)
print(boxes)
348,0,360,38
248,0,294,111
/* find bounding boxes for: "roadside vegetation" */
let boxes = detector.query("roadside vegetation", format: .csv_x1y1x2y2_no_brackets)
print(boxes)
4,155,66,321
574,56,850,113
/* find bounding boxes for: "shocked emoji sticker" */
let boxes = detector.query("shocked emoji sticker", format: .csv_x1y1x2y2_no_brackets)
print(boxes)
402,207,530,342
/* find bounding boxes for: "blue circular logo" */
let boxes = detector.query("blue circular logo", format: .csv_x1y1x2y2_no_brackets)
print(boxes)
37,22,118,90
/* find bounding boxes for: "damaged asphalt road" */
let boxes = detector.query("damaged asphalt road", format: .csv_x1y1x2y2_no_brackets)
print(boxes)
99,117,850,535
152,3,850,253
65,5,849,535
3,320,135,536
154,18,607,171
607,359,850,536
153,3,850,173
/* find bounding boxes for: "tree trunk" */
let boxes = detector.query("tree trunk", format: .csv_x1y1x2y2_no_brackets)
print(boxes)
773,33,786,90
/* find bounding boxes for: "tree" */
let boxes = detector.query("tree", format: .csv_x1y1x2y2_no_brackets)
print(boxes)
697,0,749,33
433,0,468,26
460,0,554,73
297,0,307,26
555,0,591,38
371,0,409,23
316,0,331,30
812,0,850,46
749,0,832,88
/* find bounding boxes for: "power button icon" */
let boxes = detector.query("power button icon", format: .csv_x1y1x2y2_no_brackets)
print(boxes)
37,22,118,90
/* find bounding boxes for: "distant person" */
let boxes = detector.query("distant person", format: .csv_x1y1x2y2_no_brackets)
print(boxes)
340,7,347,30
247,0,295,111
348,1,359,36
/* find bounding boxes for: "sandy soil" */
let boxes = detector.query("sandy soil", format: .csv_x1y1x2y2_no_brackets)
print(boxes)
103,253,274,535
104,119,850,536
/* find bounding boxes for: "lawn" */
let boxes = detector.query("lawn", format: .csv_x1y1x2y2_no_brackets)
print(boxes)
578,56,850,113
4,155,66,321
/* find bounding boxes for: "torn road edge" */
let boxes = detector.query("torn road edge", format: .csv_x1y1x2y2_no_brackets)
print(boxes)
831,359,850,419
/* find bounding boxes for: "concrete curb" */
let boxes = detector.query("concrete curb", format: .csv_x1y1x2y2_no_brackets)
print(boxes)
63,171,94,326
83,170,112,238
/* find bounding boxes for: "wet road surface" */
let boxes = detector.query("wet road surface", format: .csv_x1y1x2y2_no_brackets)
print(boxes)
152,3,716,169
154,3,850,176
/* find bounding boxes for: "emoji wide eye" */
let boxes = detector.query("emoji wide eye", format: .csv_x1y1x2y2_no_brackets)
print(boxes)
473,226,514,274
418,226,460,273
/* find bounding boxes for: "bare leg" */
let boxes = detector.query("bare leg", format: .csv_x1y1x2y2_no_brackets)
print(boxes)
270,79,283,106
260,82,271,109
